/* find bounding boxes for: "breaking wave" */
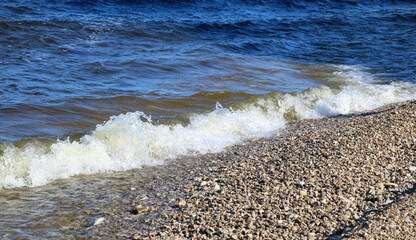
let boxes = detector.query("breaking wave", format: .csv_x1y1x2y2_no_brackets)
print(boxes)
1,65,415,189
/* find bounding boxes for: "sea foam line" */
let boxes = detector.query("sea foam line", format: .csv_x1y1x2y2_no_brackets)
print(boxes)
1,65,415,189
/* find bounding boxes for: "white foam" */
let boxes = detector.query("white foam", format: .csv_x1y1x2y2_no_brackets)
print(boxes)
1,65,416,189
0,101,285,188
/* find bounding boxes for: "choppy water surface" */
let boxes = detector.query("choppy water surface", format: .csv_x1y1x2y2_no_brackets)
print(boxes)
1,0,416,237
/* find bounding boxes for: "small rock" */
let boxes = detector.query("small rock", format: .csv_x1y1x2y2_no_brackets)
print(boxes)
87,217,105,227
342,214,350,221
307,232,316,240
213,183,221,192
384,182,399,188
409,166,416,171
299,190,308,197
131,205,149,215
178,199,186,208
221,228,229,235
247,221,255,229
381,198,393,206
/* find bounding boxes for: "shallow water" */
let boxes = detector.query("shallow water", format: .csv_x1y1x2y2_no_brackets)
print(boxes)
1,0,416,237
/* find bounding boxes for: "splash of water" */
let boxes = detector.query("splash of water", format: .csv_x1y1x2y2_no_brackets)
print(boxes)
1,65,415,189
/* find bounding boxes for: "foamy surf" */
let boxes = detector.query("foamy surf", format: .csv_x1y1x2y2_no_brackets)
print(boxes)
1,65,415,189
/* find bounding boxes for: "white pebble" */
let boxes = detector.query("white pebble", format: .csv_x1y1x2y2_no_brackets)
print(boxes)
87,217,105,227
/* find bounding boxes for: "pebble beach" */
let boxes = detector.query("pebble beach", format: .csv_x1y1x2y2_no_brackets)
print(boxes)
83,100,416,239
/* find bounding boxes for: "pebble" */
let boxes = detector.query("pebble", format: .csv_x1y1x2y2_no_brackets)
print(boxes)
87,217,105,227
382,199,393,206
178,199,186,208
213,183,221,192
299,190,308,197
384,182,399,188
307,232,316,240
131,205,149,215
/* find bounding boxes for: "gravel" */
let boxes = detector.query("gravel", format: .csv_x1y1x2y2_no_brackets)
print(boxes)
87,100,416,239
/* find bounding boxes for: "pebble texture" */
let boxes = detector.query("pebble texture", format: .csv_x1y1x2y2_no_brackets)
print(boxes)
88,101,416,239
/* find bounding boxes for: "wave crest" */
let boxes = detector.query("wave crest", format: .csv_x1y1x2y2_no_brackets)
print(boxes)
1,65,416,189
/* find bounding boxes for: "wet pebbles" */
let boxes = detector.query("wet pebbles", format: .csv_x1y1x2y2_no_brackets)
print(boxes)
90,101,416,239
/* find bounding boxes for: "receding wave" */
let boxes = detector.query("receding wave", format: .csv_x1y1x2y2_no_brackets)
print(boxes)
1,65,416,189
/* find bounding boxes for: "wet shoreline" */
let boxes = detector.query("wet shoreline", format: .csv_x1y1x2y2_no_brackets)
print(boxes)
2,100,416,239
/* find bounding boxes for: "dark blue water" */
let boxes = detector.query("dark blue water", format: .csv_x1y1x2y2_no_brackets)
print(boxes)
1,0,416,142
